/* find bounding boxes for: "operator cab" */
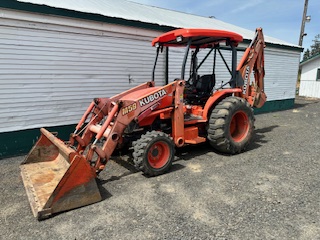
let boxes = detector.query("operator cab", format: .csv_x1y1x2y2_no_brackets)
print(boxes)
152,28,244,105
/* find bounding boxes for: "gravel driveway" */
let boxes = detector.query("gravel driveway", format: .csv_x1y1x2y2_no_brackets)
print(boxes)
0,96,319,240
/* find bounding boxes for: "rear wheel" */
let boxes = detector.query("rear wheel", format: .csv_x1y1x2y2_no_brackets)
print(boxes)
207,96,254,154
132,131,175,176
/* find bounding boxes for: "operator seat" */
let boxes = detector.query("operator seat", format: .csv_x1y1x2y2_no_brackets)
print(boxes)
185,74,216,104
195,74,215,94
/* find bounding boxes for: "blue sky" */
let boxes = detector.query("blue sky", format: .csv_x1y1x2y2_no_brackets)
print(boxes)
129,0,319,51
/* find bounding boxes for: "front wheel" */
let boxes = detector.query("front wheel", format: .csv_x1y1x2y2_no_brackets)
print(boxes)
207,96,255,154
132,131,175,176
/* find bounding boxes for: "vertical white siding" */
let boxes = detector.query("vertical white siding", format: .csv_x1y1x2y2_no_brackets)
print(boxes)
0,11,165,133
299,81,320,98
299,57,320,98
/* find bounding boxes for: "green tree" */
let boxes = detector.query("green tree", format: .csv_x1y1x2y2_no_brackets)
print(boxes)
310,34,320,56
303,48,310,60
302,34,320,61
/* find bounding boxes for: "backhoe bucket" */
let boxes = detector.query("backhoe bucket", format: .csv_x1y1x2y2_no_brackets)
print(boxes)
20,128,102,220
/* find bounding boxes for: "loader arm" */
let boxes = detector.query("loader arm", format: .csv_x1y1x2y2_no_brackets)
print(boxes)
236,28,266,108
71,81,181,173
20,81,179,219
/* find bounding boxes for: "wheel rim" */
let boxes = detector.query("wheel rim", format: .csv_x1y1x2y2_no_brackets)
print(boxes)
229,110,249,142
147,141,170,169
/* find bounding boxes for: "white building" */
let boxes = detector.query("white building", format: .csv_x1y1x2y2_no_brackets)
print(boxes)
0,0,302,157
299,54,320,98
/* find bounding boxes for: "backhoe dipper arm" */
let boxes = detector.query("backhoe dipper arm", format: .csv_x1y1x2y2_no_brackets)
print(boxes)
236,28,266,108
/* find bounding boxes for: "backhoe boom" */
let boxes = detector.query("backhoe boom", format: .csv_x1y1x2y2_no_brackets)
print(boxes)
237,28,266,108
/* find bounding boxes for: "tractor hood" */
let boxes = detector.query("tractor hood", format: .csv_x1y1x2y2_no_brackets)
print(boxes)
120,87,168,105
120,86,173,112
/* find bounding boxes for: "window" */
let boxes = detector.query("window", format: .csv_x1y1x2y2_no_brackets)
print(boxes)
317,68,320,81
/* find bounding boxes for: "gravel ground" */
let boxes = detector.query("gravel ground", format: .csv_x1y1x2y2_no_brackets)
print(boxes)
1,96,320,240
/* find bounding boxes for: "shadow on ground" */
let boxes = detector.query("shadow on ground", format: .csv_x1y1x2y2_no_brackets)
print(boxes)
98,125,279,189
175,142,211,161
96,179,113,200
293,97,320,109
247,125,279,151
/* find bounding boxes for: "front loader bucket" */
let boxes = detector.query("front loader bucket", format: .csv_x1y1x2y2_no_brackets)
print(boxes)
20,128,102,220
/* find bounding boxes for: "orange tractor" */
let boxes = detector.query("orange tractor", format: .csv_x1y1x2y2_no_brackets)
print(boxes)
20,28,266,219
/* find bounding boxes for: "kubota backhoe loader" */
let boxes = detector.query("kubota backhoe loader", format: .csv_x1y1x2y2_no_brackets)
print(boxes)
21,28,266,220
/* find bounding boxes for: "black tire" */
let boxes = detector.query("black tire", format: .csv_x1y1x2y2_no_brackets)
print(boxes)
207,96,255,154
132,131,175,176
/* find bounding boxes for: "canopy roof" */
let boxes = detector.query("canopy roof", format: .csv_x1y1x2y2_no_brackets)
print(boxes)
152,28,243,48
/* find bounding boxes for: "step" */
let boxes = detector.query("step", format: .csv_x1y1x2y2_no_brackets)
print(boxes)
185,137,206,144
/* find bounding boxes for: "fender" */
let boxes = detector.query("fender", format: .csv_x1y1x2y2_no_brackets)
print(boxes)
202,88,242,120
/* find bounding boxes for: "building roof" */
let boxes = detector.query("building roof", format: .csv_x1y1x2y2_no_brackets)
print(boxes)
300,53,320,66
10,0,301,50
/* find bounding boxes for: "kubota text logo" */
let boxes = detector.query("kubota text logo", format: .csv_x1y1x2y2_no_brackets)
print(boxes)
242,66,250,94
139,89,166,107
